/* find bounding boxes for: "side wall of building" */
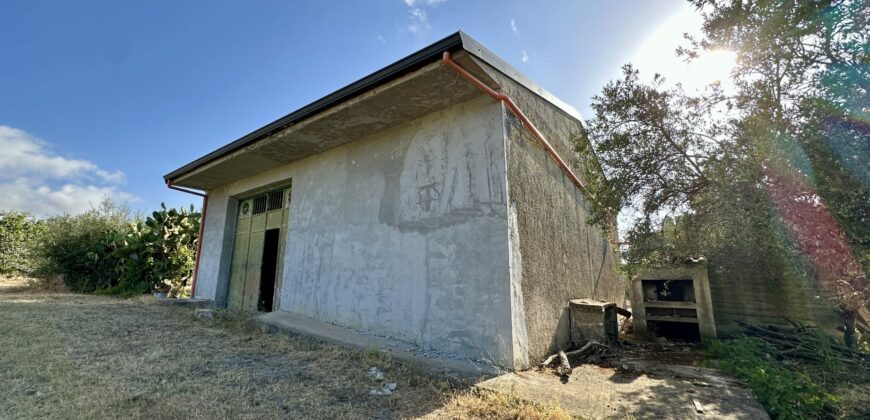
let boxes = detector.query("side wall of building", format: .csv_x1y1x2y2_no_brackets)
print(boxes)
195,96,518,366
481,64,625,364
709,268,842,336
194,187,237,306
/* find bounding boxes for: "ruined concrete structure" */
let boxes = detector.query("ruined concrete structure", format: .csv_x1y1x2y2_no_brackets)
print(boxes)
164,32,623,370
631,264,717,343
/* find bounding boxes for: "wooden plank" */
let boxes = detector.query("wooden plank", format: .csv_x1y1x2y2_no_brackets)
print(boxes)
266,210,283,230
243,230,265,311
236,217,251,235
226,211,252,309
272,190,291,312
251,213,266,233
227,231,250,309
272,227,287,311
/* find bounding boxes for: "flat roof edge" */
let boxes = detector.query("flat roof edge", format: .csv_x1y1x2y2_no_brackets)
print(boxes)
457,33,584,122
164,32,465,183
165,31,583,184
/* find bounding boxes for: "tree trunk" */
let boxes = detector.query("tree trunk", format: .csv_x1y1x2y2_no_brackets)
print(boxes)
843,312,857,348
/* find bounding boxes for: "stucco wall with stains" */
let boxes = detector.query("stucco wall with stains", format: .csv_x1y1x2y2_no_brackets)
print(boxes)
196,95,518,366
481,63,625,364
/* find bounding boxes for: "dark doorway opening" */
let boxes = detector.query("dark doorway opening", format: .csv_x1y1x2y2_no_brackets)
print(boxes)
647,320,701,343
641,279,695,302
259,228,280,312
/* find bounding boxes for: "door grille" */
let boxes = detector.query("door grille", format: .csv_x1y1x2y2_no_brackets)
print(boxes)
267,190,284,211
252,195,268,214
251,188,287,215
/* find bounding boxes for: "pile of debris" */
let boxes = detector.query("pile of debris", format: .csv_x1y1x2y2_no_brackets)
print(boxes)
737,321,869,366
368,367,398,396
539,341,613,377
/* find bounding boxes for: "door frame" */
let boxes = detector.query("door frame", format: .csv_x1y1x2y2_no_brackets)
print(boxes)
224,181,292,311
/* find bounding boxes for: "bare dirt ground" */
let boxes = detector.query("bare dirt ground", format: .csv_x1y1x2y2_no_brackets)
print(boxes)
0,276,569,420
480,360,768,419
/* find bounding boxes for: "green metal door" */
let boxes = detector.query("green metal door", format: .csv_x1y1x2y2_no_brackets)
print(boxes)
227,186,291,311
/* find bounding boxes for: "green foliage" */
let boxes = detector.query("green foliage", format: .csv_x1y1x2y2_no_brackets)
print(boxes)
582,65,725,232
25,199,200,297
34,201,129,292
707,337,838,419
582,0,868,320
107,203,200,297
0,211,43,275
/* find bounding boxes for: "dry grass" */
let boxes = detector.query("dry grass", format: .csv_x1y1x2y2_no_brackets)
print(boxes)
0,276,569,419
419,390,571,420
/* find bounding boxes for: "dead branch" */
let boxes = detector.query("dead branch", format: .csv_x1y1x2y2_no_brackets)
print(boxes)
557,350,572,376
539,353,559,370
616,307,632,318
565,341,597,357
736,321,869,366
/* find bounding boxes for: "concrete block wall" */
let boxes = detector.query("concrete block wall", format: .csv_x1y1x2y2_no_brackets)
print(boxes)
709,269,841,336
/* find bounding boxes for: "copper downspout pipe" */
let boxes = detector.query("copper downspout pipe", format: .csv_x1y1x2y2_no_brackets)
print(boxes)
442,52,589,194
167,180,207,297
441,51,622,245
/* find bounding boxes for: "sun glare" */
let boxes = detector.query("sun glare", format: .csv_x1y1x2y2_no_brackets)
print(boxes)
687,49,738,87
629,5,738,92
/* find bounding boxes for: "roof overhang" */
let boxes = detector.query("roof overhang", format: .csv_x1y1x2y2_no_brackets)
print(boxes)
165,31,581,191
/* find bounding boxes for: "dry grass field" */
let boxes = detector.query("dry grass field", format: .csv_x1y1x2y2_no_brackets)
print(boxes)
0,276,569,420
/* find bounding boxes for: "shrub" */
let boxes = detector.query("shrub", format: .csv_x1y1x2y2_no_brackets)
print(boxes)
0,211,43,275
33,200,129,292
707,337,838,419
7,199,200,297
106,203,200,297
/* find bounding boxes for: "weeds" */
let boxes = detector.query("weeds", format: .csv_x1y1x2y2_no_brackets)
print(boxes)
707,336,841,419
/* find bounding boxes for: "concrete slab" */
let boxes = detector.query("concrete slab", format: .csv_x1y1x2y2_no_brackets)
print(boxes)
154,297,213,309
477,364,768,419
256,311,501,380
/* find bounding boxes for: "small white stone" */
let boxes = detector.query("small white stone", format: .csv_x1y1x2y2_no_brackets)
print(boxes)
194,309,214,320
368,367,385,381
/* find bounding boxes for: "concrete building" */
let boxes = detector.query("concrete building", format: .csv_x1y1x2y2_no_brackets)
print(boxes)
164,32,624,370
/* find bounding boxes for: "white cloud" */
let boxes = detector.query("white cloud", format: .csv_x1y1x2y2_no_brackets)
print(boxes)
0,180,134,217
402,0,446,34
521,49,529,63
407,7,429,33
0,125,134,216
510,19,518,34
1,126,92,180
376,34,386,44
94,169,126,184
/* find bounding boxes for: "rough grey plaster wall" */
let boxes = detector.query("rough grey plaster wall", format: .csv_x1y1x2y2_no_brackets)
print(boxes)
213,196,238,307
194,186,230,301
246,95,516,366
709,269,841,336
507,198,531,369
484,64,625,363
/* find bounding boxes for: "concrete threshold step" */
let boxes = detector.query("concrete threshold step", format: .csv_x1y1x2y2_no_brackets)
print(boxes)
154,296,213,309
255,311,500,380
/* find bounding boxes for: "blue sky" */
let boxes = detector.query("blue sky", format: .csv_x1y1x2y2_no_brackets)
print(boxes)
1,0,696,216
